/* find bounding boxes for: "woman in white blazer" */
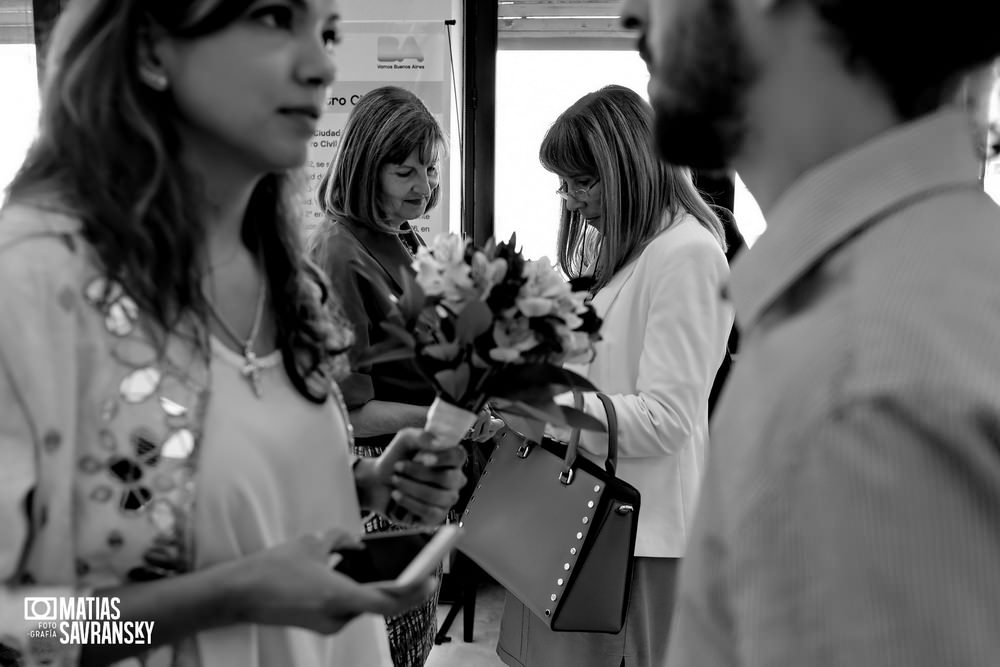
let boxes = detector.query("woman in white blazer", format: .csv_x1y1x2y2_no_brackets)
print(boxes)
497,85,734,667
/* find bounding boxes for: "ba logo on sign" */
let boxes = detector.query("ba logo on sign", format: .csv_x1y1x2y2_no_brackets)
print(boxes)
377,36,424,62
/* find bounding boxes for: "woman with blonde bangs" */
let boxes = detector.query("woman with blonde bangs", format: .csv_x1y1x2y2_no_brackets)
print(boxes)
497,85,734,667
0,2,467,666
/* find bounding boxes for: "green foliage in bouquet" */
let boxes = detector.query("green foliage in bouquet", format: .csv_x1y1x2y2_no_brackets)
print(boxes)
353,233,605,432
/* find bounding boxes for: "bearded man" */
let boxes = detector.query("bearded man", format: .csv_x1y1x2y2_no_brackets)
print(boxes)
620,0,1000,664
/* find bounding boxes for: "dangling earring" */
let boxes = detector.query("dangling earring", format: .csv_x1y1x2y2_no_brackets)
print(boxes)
139,66,169,92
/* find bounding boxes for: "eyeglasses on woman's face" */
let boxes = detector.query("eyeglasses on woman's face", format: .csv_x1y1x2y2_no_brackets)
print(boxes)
555,178,600,202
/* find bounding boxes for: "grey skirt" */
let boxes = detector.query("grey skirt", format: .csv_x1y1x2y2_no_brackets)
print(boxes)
496,557,680,667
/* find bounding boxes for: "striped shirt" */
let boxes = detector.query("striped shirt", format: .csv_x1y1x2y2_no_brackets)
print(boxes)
667,109,1000,667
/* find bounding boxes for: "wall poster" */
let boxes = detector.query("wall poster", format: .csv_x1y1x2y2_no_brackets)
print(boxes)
302,21,452,241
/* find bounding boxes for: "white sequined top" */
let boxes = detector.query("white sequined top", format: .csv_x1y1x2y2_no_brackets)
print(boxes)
0,203,385,666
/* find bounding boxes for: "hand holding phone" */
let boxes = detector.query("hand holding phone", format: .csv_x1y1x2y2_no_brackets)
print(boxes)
228,527,438,635
330,525,463,589
393,524,462,587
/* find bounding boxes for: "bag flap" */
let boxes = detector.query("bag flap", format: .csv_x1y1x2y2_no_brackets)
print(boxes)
551,493,639,632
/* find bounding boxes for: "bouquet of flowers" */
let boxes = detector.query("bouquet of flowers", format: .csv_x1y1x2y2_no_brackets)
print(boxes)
355,232,605,450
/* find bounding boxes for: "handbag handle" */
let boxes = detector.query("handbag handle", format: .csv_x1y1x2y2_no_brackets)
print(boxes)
560,391,619,484
596,392,619,476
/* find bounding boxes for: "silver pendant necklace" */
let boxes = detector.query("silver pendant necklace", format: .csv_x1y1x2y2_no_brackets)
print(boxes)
204,276,268,398
397,231,416,260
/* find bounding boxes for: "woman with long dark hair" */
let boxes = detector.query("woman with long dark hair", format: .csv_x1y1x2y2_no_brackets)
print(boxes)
0,2,465,665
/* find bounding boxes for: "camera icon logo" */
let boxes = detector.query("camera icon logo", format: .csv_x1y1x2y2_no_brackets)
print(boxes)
24,597,58,621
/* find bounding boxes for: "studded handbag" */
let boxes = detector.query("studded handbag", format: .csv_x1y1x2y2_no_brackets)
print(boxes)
458,392,640,633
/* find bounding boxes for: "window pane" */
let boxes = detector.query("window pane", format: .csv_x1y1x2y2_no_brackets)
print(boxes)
0,43,40,200
984,69,1000,206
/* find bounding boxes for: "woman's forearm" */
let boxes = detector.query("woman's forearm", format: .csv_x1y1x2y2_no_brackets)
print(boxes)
349,400,428,438
78,561,244,666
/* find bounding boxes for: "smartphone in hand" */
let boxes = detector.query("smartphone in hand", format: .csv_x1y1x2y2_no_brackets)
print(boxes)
331,525,462,587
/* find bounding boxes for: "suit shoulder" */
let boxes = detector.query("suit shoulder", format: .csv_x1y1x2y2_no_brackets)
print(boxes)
645,216,727,267
308,220,368,277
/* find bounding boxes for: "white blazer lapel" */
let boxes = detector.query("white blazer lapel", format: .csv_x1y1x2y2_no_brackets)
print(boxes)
590,259,641,319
